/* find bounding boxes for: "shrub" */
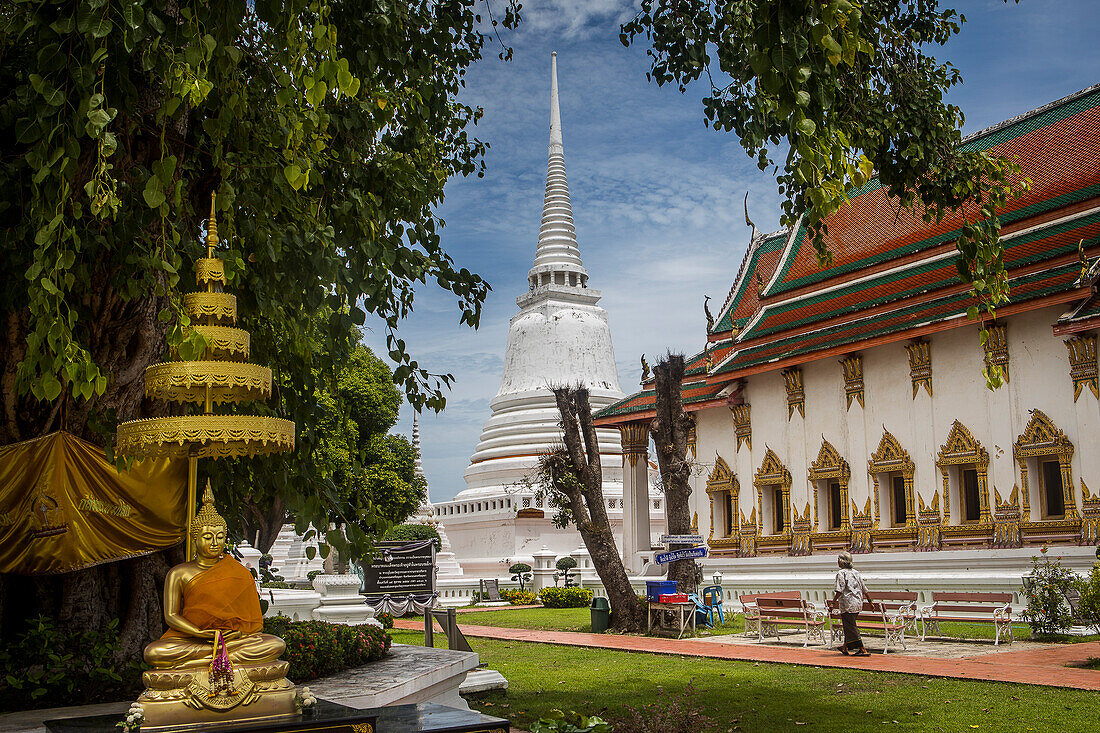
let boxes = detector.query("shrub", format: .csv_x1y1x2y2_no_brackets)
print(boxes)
260,580,294,589
384,523,441,550
0,616,142,712
376,612,395,629
538,586,592,608
500,589,538,606
307,569,323,582
1022,549,1077,637
1077,562,1100,632
262,617,391,681
510,562,533,591
611,681,717,733
556,557,579,587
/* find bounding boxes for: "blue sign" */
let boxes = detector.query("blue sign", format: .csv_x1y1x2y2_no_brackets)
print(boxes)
654,545,708,564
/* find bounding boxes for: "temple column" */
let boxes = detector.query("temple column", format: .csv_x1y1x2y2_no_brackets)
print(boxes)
620,422,651,573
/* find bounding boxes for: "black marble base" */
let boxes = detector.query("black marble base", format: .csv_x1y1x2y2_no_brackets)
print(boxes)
45,701,509,733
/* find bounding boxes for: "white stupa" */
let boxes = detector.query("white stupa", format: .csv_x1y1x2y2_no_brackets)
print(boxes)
432,53,663,575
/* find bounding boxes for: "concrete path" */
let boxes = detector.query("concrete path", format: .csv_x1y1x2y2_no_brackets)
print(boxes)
393,619,1100,691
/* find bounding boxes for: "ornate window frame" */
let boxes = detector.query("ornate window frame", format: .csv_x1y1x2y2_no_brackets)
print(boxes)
807,439,850,532
706,456,739,547
1013,409,1077,521
754,447,792,537
936,420,990,525
867,429,916,527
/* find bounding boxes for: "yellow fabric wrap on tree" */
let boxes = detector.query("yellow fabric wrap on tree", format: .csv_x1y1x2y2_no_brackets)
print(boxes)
0,431,187,574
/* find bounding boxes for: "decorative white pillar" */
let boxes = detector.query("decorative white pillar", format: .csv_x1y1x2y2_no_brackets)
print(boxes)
620,423,651,573
531,546,557,591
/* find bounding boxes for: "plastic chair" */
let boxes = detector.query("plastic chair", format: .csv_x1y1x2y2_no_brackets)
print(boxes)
687,593,712,628
701,585,724,625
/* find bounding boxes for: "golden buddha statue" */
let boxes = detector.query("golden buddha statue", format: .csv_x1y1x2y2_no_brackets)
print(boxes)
136,486,298,730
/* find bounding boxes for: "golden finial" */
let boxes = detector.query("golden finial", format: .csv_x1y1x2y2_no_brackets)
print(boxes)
205,191,219,257
191,479,227,544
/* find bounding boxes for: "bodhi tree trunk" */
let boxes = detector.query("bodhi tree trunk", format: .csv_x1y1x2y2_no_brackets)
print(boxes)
547,386,645,633
651,355,696,594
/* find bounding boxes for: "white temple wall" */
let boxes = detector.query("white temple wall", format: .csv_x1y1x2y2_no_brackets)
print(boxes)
690,407,733,534
694,304,1095,539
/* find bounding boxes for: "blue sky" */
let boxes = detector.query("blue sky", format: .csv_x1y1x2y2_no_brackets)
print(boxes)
362,0,1100,503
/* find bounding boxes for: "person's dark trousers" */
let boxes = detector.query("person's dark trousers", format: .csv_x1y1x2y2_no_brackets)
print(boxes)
841,612,863,651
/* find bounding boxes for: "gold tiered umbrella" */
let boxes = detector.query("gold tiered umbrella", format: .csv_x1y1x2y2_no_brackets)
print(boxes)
116,194,295,559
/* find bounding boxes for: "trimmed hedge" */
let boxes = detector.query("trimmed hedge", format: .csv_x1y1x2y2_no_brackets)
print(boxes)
383,523,441,549
538,586,593,608
262,617,391,681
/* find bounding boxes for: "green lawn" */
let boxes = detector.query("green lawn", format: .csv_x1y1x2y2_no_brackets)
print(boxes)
391,629,1100,732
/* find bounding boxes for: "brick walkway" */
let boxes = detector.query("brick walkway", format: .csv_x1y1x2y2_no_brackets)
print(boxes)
392,619,1100,691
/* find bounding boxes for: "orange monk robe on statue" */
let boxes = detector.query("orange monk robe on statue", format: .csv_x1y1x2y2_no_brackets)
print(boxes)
144,556,284,669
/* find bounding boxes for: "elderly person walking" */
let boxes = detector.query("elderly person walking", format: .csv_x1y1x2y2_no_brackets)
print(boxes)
833,551,872,656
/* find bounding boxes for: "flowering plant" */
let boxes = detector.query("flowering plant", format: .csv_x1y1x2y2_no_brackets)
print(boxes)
1022,549,1077,637
116,702,144,732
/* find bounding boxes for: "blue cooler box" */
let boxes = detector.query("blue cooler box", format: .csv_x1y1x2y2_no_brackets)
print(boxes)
645,580,678,602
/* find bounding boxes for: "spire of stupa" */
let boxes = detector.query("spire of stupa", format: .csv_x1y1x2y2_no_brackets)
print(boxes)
526,52,588,293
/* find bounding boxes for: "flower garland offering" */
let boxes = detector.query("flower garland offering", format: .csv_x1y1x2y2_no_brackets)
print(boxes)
296,686,317,711
116,702,144,732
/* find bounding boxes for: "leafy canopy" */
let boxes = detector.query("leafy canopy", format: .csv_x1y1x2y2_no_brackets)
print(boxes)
0,0,519,418
622,0,1026,388
1,0,518,560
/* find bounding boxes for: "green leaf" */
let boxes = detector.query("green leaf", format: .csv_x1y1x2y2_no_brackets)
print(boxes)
123,4,145,29
796,118,816,136
142,176,165,208
42,375,62,401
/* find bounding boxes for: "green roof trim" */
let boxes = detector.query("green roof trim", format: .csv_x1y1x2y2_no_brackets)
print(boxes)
742,213,1100,341
716,263,1079,375
713,231,788,333
763,85,1100,298
767,182,1100,297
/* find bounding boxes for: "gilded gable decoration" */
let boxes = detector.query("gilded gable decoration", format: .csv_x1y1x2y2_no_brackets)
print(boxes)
706,455,739,547
906,340,932,398
808,439,851,531
1064,335,1098,401
936,420,991,524
1013,409,1077,521
839,355,864,410
687,418,697,458
783,367,805,419
731,404,752,451
916,493,942,551
867,429,916,527
983,324,1010,382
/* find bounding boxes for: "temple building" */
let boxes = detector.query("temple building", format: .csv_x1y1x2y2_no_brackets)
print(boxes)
433,53,664,575
595,85,1100,593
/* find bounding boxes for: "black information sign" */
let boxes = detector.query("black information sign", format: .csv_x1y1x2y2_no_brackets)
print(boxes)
361,540,436,598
